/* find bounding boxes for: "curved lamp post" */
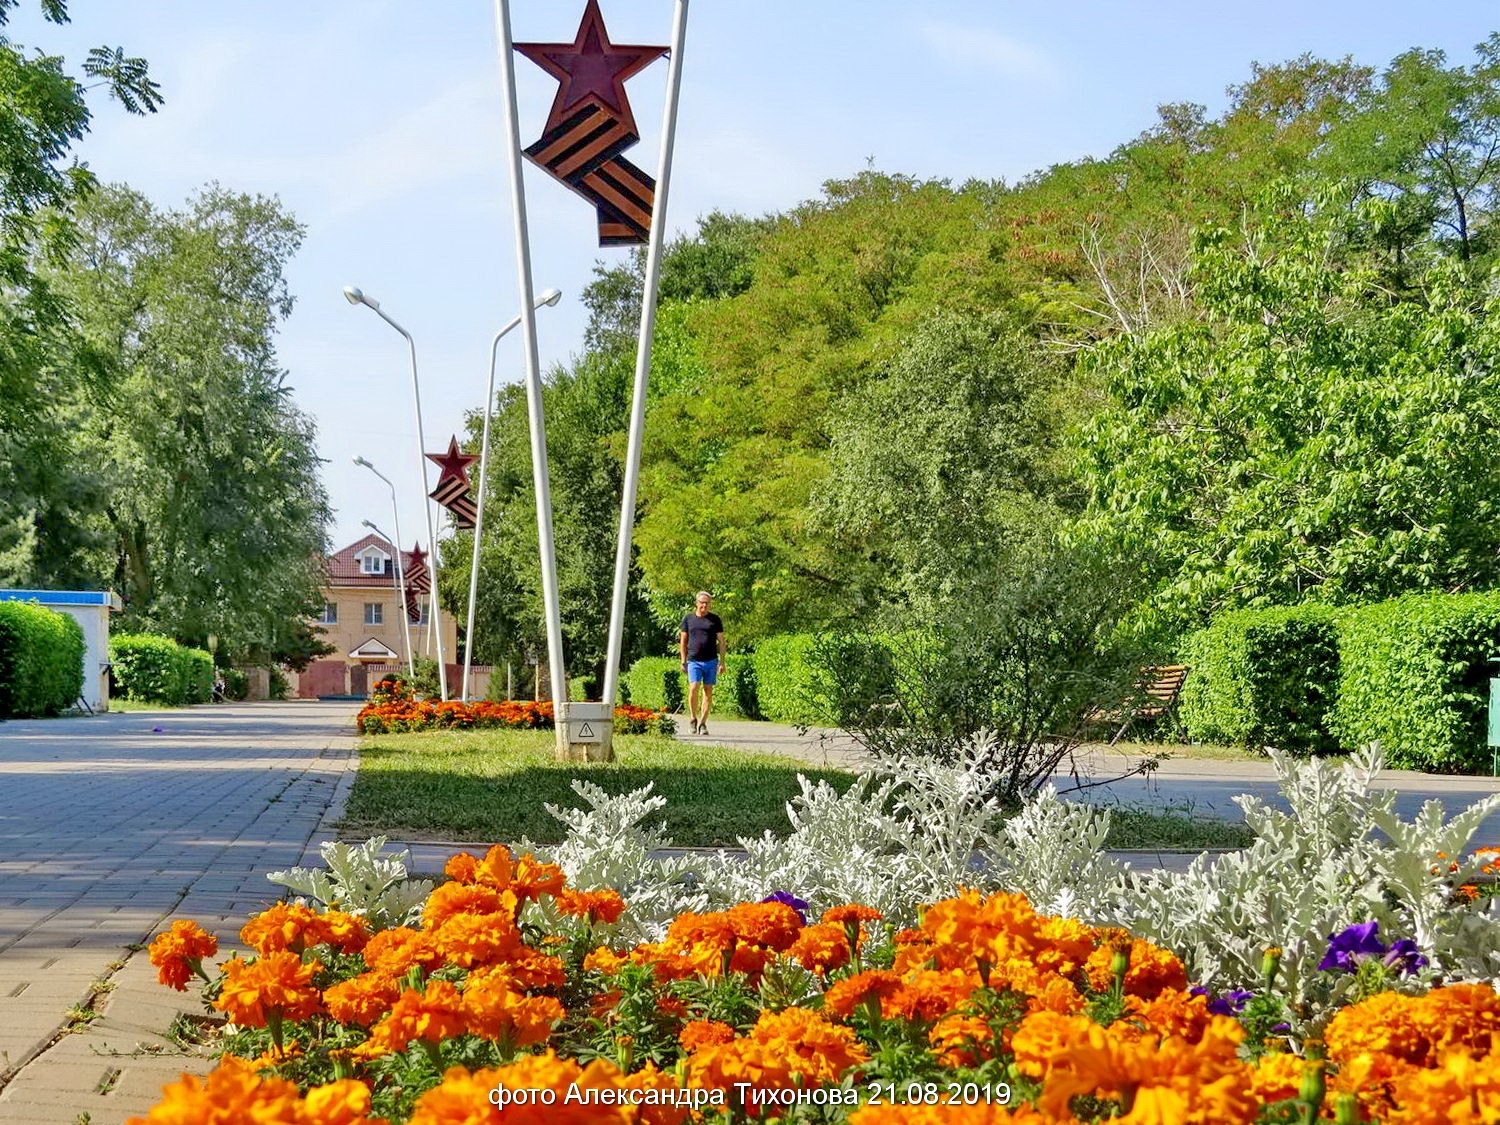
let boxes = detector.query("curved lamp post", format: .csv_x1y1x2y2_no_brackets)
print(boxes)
343,286,448,699
353,461,416,678
462,287,563,702
360,518,414,678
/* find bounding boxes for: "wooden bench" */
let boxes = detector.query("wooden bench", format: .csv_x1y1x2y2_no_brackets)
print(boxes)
1087,664,1189,746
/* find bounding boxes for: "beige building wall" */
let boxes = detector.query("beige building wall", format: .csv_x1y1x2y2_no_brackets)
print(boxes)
313,583,458,668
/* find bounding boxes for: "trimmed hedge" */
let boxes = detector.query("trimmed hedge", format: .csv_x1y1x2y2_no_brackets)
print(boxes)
1178,604,1341,756
0,602,85,718
621,655,756,718
1329,592,1500,774
750,634,823,724
111,634,214,705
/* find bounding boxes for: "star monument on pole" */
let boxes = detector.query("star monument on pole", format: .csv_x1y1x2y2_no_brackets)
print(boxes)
515,0,668,245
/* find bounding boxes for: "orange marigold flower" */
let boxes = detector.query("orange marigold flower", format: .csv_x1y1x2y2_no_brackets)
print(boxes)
556,888,627,925
584,945,630,974
317,910,370,954
323,971,402,1027
241,902,329,956
1325,989,1433,1067
1026,975,1087,1017
513,853,567,902
786,922,851,974
890,969,974,1023
461,971,564,1046
303,1077,381,1125
421,881,505,930
409,1055,632,1125
1248,1052,1304,1106
688,1006,867,1093
1384,1048,1500,1125
823,970,904,1019
124,1056,302,1124
214,952,323,1027
430,910,524,969
681,1019,736,1051
148,920,218,991
727,901,803,950
1126,987,1213,1043
850,1106,1056,1124
1084,937,1187,1000
503,948,568,990
364,980,468,1055
361,926,443,976
822,904,884,926
619,1062,691,1125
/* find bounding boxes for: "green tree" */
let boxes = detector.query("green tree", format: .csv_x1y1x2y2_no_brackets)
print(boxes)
1076,204,1500,638
0,1,160,584
43,183,330,659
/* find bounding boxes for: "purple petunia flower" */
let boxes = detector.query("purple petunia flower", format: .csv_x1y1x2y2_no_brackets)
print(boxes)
1382,938,1429,976
1190,985,1255,1016
760,891,810,922
1318,920,1386,973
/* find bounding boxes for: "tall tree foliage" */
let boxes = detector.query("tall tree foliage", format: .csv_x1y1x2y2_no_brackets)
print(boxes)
42,184,330,658
0,1,159,582
1076,202,1500,638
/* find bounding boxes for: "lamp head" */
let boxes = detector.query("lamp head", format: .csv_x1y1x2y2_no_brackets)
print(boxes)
361,520,377,530
343,285,379,311
352,456,370,468
537,287,562,308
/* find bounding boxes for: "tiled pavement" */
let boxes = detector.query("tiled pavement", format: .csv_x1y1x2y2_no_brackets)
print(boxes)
0,700,360,1124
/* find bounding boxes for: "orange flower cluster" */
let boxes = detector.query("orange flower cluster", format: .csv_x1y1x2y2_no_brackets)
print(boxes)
242,902,369,956
125,1057,384,1125
147,919,218,991
356,698,670,735
136,857,1500,1125
1325,981,1500,1120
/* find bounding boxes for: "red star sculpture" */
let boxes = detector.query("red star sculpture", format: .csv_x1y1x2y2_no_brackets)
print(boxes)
425,437,479,489
515,0,667,139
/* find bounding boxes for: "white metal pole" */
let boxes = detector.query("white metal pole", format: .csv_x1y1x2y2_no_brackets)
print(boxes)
602,0,690,710
366,311,449,699
463,292,559,703
492,0,567,707
355,458,416,679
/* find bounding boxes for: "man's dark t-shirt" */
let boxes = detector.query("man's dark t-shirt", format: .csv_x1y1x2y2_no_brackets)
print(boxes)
681,612,724,661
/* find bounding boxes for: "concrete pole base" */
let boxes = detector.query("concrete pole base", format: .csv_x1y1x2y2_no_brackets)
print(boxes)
554,701,615,762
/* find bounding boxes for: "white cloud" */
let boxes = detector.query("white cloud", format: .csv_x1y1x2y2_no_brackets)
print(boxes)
913,19,1062,86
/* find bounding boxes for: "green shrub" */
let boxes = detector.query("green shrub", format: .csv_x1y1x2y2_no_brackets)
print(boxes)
621,654,755,717
111,634,214,704
269,666,290,700
752,634,824,724
1330,592,1500,773
1178,604,1341,756
808,633,899,727
0,601,85,718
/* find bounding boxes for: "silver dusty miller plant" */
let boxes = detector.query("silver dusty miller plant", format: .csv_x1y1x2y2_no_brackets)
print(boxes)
266,836,434,929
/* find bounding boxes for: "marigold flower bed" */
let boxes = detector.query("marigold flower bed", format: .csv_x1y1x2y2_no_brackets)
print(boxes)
132,844,1500,1123
356,698,670,736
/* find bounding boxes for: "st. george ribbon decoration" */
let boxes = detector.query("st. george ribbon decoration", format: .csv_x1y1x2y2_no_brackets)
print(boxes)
514,0,667,245
403,544,430,624
425,436,480,530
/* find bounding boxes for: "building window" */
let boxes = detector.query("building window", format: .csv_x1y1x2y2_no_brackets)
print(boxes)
364,603,383,626
358,548,388,575
317,602,337,624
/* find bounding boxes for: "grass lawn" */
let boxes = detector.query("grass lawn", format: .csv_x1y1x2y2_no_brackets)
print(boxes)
342,729,856,847
108,698,187,712
343,728,1258,852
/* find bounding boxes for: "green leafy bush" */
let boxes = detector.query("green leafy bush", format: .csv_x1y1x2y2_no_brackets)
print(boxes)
1330,592,1500,773
0,602,85,718
221,666,250,701
622,655,755,717
269,666,290,700
1178,605,1341,756
751,634,824,723
111,634,214,704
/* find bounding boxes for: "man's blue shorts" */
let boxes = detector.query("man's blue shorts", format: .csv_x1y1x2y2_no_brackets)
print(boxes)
686,660,719,685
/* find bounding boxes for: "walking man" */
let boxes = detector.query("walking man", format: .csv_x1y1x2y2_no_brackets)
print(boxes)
679,590,726,735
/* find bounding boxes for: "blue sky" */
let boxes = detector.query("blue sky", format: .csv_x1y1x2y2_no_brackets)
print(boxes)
11,1,1498,554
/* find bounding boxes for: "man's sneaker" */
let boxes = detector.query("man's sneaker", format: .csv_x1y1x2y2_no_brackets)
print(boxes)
698,722,708,736
690,720,701,735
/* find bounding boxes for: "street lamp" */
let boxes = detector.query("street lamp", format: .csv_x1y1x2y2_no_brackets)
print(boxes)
354,457,415,679
462,287,563,702
360,518,414,679
344,286,449,698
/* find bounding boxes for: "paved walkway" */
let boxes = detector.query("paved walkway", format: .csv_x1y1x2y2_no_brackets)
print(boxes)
0,700,360,1124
